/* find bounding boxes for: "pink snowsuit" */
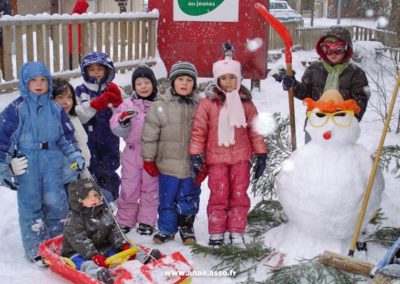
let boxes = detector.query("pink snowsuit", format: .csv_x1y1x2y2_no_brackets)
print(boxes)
190,88,267,234
110,98,158,228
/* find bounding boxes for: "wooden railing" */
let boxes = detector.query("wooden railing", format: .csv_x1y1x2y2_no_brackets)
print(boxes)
0,11,159,92
269,23,398,52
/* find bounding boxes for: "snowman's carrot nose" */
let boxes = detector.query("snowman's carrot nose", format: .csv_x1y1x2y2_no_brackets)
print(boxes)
323,131,332,140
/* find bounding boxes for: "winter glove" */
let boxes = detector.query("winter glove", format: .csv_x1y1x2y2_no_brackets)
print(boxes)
254,153,268,179
118,108,138,128
0,162,18,190
105,82,123,108
92,254,109,268
90,92,111,111
74,156,85,172
193,165,208,185
143,161,159,177
9,156,28,176
190,154,208,185
282,74,298,91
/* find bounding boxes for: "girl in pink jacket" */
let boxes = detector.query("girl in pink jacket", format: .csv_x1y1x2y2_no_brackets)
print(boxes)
110,65,158,235
189,59,268,247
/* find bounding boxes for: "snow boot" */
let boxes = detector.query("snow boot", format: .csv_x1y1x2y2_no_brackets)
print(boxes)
209,234,224,247
119,224,131,234
229,232,245,248
137,223,155,236
136,249,162,264
178,215,196,245
32,255,47,267
153,232,174,244
97,268,114,284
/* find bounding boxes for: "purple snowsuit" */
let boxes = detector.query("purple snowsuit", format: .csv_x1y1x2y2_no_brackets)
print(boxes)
110,98,158,228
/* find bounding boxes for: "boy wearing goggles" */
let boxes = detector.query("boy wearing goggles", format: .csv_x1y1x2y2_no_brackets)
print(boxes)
281,26,370,142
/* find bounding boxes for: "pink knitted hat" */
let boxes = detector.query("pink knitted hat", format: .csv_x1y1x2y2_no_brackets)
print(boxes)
212,59,242,91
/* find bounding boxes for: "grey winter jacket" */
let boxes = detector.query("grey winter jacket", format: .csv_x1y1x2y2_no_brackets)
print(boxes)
141,88,200,179
61,179,126,260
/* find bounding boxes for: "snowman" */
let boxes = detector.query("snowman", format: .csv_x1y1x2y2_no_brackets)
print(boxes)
264,90,384,264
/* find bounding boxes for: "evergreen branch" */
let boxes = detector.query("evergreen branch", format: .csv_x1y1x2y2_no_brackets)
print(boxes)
191,240,272,277
378,145,400,178
262,260,365,284
251,113,292,199
366,227,400,247
247,200,288,237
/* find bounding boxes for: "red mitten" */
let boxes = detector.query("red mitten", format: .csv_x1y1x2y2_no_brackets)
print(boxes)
105,82,123,107
92,254,109,268
118,109,137,127
106,82,121,96
90,93,110,111
143,161,159,177
193,164,208,185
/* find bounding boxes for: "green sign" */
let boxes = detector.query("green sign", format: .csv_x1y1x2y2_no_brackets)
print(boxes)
177,0,224,16
174,0,238,22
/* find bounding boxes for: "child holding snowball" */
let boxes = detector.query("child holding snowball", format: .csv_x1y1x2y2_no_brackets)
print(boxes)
189,58,268,247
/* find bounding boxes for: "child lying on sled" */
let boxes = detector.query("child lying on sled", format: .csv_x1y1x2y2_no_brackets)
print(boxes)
61,178,159,284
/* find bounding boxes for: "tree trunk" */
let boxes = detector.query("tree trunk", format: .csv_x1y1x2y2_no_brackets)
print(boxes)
389,0,400,46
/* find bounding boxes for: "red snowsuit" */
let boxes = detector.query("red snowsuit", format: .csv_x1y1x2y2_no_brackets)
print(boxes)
68,0,89,69
190,87,267,234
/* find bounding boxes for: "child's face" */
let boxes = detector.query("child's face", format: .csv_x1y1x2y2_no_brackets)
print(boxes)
28,76,49,95
80,190,103,208
173,76,194,96
326,52,345,64
218,74,238,92
86,64,107,82
135,77,153,98
54,87,73,114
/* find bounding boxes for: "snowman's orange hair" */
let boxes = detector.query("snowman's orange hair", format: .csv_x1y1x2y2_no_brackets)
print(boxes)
303,98,361,114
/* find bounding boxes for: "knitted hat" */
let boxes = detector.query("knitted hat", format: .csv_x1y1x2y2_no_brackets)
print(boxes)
304,90,361,114
212,59,242,91
131,64,158,98
168,61,198,87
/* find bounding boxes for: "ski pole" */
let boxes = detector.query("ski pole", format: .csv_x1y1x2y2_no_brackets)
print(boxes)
349,71,400,256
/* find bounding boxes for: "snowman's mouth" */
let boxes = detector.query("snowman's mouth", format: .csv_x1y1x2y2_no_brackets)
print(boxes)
323,131,332,140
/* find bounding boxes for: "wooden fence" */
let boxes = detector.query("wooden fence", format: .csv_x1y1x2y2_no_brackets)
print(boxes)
0,11,159,92
269,22,398,52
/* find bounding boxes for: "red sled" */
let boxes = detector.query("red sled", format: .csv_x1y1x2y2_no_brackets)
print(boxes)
38,235,192,284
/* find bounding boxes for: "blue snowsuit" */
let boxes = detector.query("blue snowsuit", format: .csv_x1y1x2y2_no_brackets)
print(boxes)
0,61,83,260
75,52,120,200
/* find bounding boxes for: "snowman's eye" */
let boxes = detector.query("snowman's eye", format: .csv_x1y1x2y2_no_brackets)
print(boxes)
315,112,326,118
333,112,346,117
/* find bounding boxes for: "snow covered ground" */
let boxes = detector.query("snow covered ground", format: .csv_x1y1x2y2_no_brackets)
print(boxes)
0,21,399,284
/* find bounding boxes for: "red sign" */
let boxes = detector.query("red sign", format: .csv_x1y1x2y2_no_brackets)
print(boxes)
149,1,268,79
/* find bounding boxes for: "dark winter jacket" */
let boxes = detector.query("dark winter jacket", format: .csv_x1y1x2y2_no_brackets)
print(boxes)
294,26,370,120
61,179,126,260
74,52,120,197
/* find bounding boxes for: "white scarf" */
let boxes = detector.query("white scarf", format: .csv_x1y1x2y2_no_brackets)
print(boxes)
218,90,247,147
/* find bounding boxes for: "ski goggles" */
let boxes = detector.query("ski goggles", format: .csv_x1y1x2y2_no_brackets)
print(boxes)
320,41,347,55
306,110,355,128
